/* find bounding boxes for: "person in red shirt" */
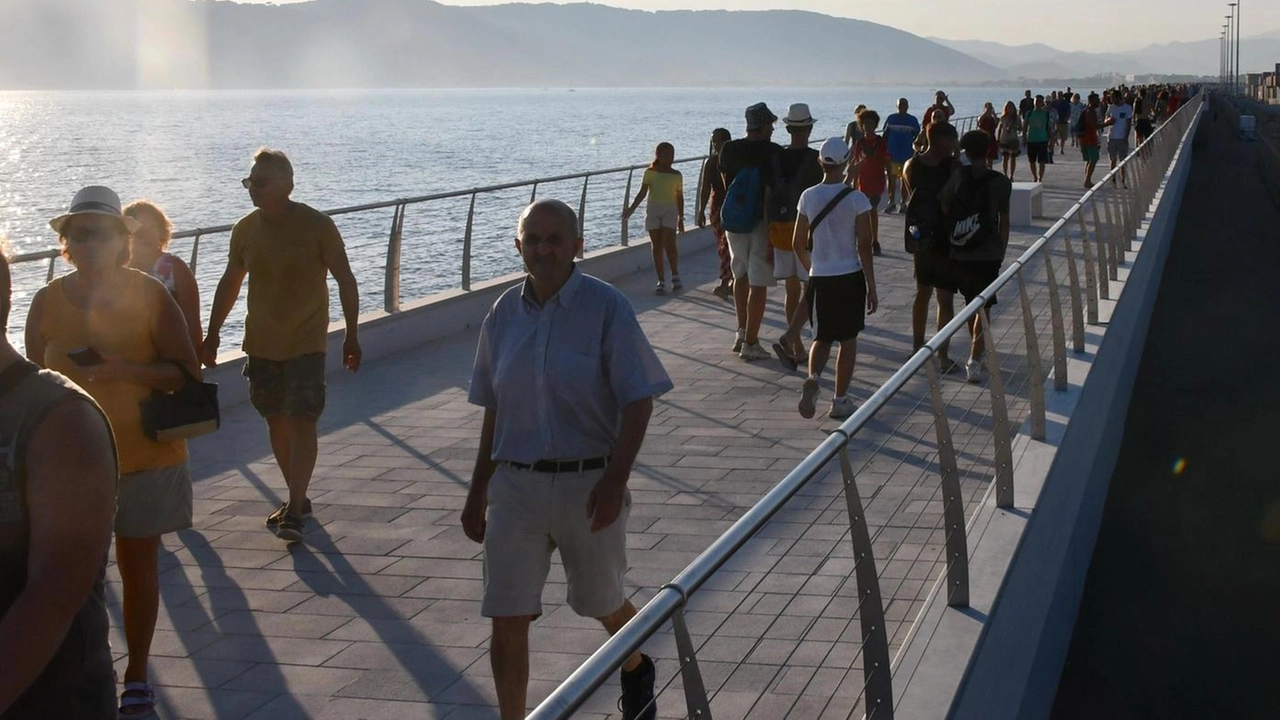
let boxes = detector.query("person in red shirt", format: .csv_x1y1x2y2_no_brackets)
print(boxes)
849,110,890,257
977,101,999,163
1080,92,1102,187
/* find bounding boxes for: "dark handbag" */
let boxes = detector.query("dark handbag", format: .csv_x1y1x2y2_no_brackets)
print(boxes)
140,363,219,442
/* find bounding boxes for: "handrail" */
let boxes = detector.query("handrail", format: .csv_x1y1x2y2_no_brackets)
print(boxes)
527,96,1202,720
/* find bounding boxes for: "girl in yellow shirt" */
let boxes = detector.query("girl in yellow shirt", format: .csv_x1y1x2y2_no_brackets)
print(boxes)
624,142,685,295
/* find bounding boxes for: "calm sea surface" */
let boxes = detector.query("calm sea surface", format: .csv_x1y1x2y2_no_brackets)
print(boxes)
1,86,1027,349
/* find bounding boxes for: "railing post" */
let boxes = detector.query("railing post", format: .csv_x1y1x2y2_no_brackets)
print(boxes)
1100,190,1119,280
1060,224,1087,351
669,606,713,719
384,203,404,313
977,307,1015,509
529,182,539,205
45,255,56,283
462,193,477,292
1017,267,1047,441
620,169,635,248
1075,208,1100,324
837,445,894,719
577,176,589,259
925,359,969,608
1043,247,1069,391
1087,198,1111,300
189,231,203,275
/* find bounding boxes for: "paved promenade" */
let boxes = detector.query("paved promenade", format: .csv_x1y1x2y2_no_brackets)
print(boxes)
119,150,1102,719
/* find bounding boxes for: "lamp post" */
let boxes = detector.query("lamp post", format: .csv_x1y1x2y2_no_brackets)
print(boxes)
1225,9,1234,94
1235,1,1242,96
1228,3,1238,95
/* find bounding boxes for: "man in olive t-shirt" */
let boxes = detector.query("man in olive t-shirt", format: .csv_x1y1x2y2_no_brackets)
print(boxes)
203,148,362,543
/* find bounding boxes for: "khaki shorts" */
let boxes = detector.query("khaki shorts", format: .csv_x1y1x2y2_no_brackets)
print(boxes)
116,462,193,538
726,225,775,287
772,249,809,281
645,202,680,231
482,463,631,619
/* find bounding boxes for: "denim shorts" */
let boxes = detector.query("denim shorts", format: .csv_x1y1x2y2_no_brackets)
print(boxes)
244,353,327,418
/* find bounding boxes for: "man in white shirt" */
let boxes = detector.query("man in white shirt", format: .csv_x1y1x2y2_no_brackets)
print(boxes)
789,137,878,420
1104,92,1134,187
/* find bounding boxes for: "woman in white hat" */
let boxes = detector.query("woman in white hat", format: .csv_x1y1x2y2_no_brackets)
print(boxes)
24,185,200,720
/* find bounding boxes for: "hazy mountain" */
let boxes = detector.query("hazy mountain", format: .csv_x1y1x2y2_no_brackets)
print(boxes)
933,33,1280,80
0,0,1005,89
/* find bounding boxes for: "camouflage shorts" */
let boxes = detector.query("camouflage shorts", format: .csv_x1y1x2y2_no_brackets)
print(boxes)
243,353,326,418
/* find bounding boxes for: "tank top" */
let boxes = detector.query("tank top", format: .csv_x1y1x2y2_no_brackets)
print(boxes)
37,270,187,474
0,361,116,719
149,253,178,295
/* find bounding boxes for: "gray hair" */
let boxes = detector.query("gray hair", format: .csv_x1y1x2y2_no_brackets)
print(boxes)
518,199,579,240
253,147,294,181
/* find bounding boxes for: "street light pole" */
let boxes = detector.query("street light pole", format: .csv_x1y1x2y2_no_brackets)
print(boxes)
1235,1,1242,96
1226,6,1236,95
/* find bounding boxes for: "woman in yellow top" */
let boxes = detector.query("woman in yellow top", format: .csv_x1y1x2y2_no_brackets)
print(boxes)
623,142,685,295
24,186,200,720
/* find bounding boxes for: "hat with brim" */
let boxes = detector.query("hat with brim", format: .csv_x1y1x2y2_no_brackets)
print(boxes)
745,102,779,131
49,185,140,236
783,103,816,127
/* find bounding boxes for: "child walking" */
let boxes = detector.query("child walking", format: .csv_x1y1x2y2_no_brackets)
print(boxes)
850,110,889,257
625,141,685,294
792,137,878,420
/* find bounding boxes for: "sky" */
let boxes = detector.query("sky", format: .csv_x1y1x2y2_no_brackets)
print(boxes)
245,0,1280,52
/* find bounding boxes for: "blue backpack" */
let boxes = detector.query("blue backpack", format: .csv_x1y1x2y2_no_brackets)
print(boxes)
720,166,764,234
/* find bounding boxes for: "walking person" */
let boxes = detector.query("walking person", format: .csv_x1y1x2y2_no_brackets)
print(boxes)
125,200,202,353
903,122,962,370
202,148,363,543
883,98,921,213
1104,93,1134,187
941,131,1013,383
1068,93,1086,148
719,102,782,361
850,109,889,257
977,102,1000,165
0,251,119,720
1024,95,1051,182
768,104,823,367
1080,92,1103,187
998,101,1022,179
624,142,685,295
791,138,878,420
843,104,868,152
24,185,200,720
1054,91,1073,154
696,128,733,299
462,199,673,720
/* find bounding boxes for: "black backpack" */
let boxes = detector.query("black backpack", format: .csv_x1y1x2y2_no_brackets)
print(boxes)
946,166,999,252
767,148,817,224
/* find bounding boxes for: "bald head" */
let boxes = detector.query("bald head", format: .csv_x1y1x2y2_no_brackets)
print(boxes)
518,199,579,241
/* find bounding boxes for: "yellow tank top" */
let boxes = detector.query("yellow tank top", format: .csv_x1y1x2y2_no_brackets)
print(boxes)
39,271,187,474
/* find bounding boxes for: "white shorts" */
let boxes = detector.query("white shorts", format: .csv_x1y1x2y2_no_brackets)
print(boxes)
726,225,775,287
645,202,679,231
773,249,810,281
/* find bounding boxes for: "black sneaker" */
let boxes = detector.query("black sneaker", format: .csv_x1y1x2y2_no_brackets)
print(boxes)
276,513,305,544
266,498,312,526
618,654,656,720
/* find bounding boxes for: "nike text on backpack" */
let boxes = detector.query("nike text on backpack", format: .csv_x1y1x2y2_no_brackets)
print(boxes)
946,167,999,251
720,166,764,234
806,187,855,253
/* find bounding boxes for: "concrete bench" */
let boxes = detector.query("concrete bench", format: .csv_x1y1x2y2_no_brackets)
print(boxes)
1010,181,1044,226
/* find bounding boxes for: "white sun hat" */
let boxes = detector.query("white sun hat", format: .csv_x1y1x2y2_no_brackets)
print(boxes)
49,185,141,235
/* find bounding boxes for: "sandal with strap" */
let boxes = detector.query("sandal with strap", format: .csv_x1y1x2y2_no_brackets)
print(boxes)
119,681,158,719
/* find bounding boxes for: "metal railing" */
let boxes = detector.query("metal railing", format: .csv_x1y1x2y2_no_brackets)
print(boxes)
8,117,977,320
528,96,1203,720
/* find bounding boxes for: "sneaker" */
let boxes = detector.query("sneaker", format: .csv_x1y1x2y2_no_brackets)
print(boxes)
771,342,799,372
713,283,733,299
670,275,683,291
732,328,745,354
739,342,769,362
654,281,666,296
266,498,312,526
798,377,820,419
966,358,985,384
618,654,657,720
829,395,856,420
276,513,305,544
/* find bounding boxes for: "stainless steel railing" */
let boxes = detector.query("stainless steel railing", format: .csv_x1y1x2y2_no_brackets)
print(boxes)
527,96,1203,720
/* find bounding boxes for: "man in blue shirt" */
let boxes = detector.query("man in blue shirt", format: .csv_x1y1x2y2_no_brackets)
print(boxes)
463,199,673,720
882,98,920,213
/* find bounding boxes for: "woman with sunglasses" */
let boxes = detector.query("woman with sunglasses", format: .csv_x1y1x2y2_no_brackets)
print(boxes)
125,200,202,354
24,186,199,720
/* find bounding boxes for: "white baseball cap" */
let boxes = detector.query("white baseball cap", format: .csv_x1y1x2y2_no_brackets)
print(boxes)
819,137,851,165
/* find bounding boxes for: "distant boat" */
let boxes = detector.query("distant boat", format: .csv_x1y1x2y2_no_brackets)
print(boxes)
568,89,576,92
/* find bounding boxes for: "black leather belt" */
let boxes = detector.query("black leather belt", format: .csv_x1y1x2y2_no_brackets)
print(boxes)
506,457,609,473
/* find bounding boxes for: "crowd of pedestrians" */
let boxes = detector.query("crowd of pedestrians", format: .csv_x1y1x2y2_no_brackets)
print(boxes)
0,82,1196,720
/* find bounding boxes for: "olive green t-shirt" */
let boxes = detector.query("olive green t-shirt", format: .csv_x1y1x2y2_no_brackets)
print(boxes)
229,203,344,361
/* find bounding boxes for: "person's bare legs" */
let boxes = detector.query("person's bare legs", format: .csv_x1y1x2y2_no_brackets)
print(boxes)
267,414,318,513
808,340,833,379
1009,155,1018,180
969,311,986,362
661,230,679,278
778,283,810,358
935,288,956,368
887,173,900,208
783,276,802,336
648,230,665,282
745,286,768,345
492,615,533,720
597,601,644,672
834,337,858,397
117,535,162,686
1038,161,1047,183
732,277,749,332
869,207,881,252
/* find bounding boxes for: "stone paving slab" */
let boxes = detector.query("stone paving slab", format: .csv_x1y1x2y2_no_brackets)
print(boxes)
105,150,1116,719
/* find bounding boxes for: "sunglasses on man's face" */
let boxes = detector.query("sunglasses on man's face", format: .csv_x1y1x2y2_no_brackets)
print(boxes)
241,177,270,189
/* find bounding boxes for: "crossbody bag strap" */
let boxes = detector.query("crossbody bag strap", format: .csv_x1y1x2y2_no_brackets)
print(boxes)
810,186,855,235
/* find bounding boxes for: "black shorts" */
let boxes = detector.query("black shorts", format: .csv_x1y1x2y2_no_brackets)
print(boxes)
1027,142,1050,165
913,244,959,293
810,272,867,343
955,260,1001,308
244,353,327,418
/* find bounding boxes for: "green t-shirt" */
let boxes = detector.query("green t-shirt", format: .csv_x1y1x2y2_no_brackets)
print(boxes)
1025,109,1050,143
